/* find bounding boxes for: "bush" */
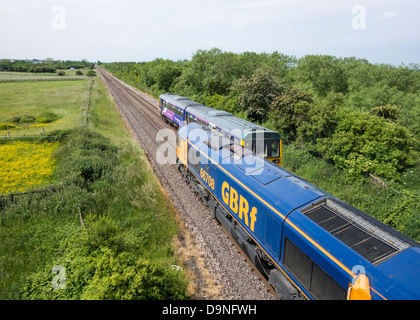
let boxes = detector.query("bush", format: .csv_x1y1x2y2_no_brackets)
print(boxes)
40,129,72,143
21,246,188,300
36,111,59,123
11,116,22,123
58,71,65,76
86,70,96,77
0,123,16,130
76,70,83,76
313,109,416,180
18,115,36,124
58,128,119,186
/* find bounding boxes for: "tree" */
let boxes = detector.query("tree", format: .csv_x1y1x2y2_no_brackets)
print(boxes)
152,59,182,92
295,55,348,96
177,48,241,95
233,67,286,123
370,105,400,122
270,87,313,142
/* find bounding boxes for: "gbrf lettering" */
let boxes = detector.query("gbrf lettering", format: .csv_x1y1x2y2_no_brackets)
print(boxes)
222,181,257,231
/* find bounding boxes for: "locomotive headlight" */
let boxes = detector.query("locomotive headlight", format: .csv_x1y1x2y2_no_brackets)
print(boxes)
272,159,280,164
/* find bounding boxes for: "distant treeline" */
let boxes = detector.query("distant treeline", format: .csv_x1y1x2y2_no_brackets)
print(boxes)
102,49,419,182
0,59,95,73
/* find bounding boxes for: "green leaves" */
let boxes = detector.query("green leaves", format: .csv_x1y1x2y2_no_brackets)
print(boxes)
270,87,313,142
233,67,287,123
22,247,188,300
311,109,416,180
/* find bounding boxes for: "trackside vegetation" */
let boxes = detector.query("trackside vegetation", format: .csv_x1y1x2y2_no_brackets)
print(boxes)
102,49,419,241
0,77,189,299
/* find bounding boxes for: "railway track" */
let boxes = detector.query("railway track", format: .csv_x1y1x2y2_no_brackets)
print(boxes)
97,67,276,300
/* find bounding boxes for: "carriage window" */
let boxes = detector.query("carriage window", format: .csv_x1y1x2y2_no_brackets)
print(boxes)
188,114,196,124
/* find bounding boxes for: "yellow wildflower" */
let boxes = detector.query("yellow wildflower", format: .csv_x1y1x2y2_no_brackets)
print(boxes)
0,141,58,194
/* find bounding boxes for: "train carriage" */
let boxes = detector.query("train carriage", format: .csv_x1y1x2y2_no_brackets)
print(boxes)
176,122,420,300
159,93,282,165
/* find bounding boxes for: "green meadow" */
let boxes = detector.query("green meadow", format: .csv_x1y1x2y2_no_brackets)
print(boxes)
0,80,88,137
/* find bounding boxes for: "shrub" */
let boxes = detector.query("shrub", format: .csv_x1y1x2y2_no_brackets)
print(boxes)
18,115,36,124
21,247,188,300
11,116,22,123
40,129,72,143
60,128,118,186
86,70,96,77
58,71,65,76
313,109,416,180
0,123,16,130
36,111,59,124
76,70,83,76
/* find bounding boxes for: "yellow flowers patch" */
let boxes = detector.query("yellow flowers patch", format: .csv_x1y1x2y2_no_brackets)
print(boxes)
0,141,58,194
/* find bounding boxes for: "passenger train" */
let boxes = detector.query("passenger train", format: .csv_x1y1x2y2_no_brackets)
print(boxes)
176,122,420,300
159,93,282,165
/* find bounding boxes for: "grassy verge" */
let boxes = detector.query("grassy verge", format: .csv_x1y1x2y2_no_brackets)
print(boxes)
0,76,189,299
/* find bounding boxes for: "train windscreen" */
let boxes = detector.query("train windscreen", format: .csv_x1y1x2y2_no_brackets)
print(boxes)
245,139,280,158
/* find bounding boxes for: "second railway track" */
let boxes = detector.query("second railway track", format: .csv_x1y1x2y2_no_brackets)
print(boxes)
97,67,276,300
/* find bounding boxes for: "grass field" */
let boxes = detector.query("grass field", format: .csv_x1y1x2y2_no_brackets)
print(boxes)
0,73,189,300
0,80,89,137
0,69,89,82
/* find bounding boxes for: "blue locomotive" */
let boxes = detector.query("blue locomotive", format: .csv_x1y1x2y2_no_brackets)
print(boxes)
176,123,420,300
159,93,282,165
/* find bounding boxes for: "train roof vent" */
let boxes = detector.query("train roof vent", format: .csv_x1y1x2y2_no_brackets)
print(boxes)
174,96,189,101
208,110,232,117
301,199,410,264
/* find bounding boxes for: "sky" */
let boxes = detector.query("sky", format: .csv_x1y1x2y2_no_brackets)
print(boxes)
0,0,419,65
